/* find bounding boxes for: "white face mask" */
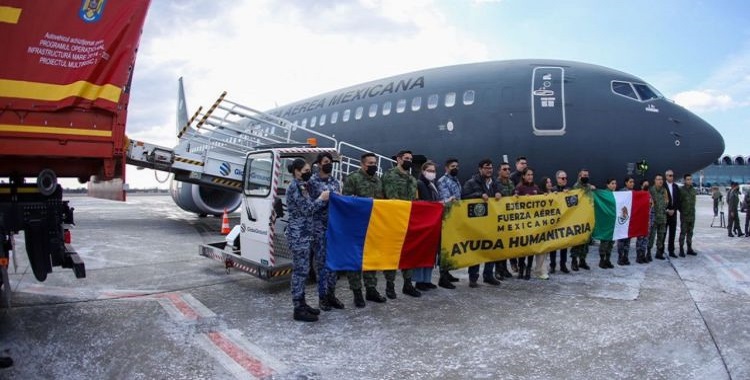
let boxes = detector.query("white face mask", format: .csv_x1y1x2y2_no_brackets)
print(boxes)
424,172,436,181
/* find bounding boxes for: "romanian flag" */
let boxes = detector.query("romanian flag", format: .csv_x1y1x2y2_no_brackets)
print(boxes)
325,193,444,271
592,190,650,240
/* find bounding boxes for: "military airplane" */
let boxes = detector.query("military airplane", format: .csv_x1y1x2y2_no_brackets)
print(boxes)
167,59,725,215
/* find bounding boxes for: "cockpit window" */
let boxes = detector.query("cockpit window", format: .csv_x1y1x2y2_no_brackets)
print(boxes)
633,83,659,101
612,81,638,100
612,80,663,102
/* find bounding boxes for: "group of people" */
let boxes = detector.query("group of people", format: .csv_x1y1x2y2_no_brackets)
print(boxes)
284,152,702,322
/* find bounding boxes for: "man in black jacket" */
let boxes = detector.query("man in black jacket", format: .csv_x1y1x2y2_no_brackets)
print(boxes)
664,170,681,258
462,159,502,288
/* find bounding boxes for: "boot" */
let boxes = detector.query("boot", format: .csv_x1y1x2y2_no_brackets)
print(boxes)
579,258,590,270
438,274,456,289
679,246,686,257
319,296,332,312
327,292,345,309
353,289,366,308
655,250,666,260
571,257,579,271
549,263,556,274
293,306,319,322
617,252,626,266
636,250,644,264
415,282,430,291
385,282,397,299
447,272,460,282
646,249,653,262
623,253,631,265
366,287,387,303
402,282,422,297
605,256,614,269
687,246,697,256
518,261,526,279
301,301,320,316
483,276,501,286
524,263,531,280
599,254,607,269
560,262,569,273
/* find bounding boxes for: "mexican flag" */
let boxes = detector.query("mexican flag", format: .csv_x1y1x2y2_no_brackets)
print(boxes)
592,190,650,240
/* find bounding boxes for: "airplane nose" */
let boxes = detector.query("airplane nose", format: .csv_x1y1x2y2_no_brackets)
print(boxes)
684,116,725,171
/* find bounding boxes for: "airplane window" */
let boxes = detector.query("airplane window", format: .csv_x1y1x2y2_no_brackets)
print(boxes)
633,83,659,101
331,111,338,124
355,106,363,120
369,104,378,117
319,113,326,126
396,99,406,113
445,92,456,107
343,109,350,122
612,81,638,100
412,97,421,111
428,94,438,109
310,116,317,128
301,118,307,127
383,101,392,116
463,90,475,105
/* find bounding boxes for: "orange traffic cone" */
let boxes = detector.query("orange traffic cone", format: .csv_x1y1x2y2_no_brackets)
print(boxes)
221,208,230,235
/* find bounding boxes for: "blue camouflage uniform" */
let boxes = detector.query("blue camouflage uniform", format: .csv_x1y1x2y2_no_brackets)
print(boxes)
309,173,341,299
285,177,326,308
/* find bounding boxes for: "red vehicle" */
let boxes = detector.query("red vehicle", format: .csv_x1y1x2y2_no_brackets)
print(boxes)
0,1,150,284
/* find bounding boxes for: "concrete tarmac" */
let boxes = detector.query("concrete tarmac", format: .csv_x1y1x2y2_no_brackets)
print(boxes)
1,194,749,379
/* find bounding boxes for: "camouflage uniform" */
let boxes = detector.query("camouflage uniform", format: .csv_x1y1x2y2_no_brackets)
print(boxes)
309,173,341,298
570,181,593,263
648,186,668,257
286,178,326,309
678,184,696,253
616,187,632,265
635,197,654,262
342,168,383,291
381,167,418,283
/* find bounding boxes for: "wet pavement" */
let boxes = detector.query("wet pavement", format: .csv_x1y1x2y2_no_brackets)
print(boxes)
1,194,749,379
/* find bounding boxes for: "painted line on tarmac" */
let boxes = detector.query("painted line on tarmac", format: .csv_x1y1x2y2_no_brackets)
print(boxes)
200,329,283,379
151,292,216,321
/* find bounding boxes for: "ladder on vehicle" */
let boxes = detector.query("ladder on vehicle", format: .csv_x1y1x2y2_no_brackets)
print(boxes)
126,92,394,191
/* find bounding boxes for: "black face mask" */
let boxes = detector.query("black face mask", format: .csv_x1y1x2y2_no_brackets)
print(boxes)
366,165,378,176
321,163,333,174
401,160,413,171
301,172,312,182
580,177,589,184
449,168,459,177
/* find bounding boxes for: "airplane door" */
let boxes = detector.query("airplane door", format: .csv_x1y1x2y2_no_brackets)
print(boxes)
531,67,566,136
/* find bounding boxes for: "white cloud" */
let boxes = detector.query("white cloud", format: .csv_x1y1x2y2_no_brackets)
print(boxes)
673,89,735,112
116,0,490,188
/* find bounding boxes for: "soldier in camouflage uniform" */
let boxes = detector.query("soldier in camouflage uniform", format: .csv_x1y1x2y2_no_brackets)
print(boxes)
616,176,635,265
285,158,330,322
598,178,617,269
381,150,422,298
678,174,697,256
342,152,387,307
309,152,345,311
648,174,669,260
635,180,653,263
570,169,595,271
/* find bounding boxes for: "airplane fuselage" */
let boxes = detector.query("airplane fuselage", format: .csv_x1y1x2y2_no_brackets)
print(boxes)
266,60,724,186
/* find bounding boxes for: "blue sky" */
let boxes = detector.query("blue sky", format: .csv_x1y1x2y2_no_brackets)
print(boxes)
112,0,749,188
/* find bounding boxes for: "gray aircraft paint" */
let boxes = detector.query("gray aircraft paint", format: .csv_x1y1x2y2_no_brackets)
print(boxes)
263,59,724,185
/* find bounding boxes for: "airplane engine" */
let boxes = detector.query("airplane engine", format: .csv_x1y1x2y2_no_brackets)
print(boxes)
169,179,242,216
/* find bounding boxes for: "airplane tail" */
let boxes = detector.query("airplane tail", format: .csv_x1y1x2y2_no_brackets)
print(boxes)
176,77,189,135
